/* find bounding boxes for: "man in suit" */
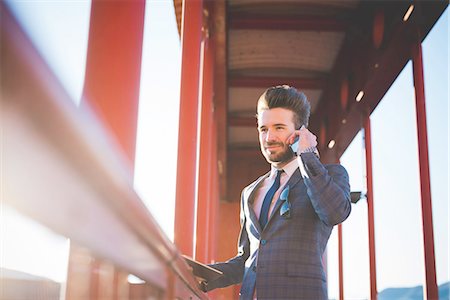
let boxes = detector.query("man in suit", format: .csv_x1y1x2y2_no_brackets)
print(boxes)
205,85,351,299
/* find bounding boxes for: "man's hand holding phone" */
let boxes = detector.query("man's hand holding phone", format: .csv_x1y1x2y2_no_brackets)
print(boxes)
288,125,319,157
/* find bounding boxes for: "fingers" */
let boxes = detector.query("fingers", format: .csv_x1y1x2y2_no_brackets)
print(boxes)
298,126,318,149
288,126,318,147
298,126,310,139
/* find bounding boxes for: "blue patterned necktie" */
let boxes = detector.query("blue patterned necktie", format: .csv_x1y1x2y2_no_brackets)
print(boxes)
259,169,283,229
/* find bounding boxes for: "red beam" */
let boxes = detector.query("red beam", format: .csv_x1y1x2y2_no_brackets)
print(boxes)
82,0,145,171
412,41,438,300
196,33,214,262
80,3,145,297
174,0,203,257
208,115,219,264
364,115,378,300
229,14,348,31
229,76,325,90
338,224,344,300
213,0,228,201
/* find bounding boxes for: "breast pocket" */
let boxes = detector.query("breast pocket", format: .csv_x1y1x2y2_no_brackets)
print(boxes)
289,187,314,218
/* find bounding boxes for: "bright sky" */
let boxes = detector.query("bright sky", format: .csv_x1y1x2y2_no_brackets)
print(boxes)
133,0,181,242
2,2,448,299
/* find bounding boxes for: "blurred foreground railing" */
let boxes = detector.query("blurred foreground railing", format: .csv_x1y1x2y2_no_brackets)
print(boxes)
1,3,205,299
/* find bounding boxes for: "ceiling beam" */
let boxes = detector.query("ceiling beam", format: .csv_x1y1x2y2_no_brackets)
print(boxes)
228,76,326,90
229,14,348,31
229,115,256,127
312,1,448,163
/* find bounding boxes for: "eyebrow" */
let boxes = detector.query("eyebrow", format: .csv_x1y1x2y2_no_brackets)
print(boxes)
258,123,287,130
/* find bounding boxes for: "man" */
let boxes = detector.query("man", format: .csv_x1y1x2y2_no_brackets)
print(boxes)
205,85,351,299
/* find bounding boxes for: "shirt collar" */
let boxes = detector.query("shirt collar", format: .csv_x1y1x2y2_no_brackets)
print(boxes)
270,158,298,178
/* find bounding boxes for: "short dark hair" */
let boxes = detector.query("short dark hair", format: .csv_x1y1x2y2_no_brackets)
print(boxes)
257,85,311,128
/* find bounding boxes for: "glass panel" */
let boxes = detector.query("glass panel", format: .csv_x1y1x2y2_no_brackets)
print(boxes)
422,7,450,295
327,229,339,300
371,62,426,295
134,1,181,241
1,204,70,299
5,0,91,104
340,130,370,299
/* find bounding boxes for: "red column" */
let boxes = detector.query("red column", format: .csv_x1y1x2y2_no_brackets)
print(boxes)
337,224,344,300
364,116,378,300
196,30,215,262
336,155,344,300
412,41,438,300
75,2,145,299
208,113,220,264
82,0,145,171
208,5,221,266
174,0,203,257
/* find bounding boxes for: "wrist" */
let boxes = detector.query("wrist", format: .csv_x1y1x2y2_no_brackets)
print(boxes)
300,146,317,154
299,146,320,158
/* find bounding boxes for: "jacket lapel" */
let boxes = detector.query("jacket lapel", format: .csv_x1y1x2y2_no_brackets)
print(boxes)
243,173,269,234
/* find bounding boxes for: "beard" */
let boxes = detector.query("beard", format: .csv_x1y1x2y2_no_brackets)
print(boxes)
261,141,295,164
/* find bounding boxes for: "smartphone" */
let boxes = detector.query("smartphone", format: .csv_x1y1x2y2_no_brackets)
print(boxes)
290,136,299,155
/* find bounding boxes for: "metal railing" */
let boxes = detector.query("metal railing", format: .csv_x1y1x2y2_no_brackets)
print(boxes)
1,4,205,299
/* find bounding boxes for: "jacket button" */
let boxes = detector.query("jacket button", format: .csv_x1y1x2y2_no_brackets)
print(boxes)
252,266,257,272
261,239,267,245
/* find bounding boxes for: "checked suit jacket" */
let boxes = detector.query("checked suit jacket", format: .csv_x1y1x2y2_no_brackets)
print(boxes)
207,152,351,299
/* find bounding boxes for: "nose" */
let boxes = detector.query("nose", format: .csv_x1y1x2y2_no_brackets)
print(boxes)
265,129,276,142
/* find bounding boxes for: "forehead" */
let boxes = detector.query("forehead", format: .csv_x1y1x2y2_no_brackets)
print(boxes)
258,107,295,127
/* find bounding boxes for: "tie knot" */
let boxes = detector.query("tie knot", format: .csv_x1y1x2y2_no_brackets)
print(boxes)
274,169,283,179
